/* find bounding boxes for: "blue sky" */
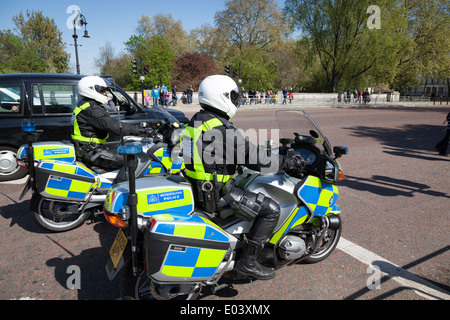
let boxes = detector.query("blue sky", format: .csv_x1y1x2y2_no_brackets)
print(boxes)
0,0,286,75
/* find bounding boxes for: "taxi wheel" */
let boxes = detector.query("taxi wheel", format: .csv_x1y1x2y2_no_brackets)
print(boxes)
0,146,27,182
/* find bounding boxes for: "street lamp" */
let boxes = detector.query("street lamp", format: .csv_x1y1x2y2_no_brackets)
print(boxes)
72,11,90,75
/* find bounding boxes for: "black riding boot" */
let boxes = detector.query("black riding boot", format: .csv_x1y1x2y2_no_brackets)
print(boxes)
235,239,275,280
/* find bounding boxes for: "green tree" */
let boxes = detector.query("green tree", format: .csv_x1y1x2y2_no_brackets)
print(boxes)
136,14,192,57
12,10,70,73
124,35,175,90
284,0,411,92
393,0,450,93
94,42,132,89
215,0,288,53
0,30,48,73
231,49,278,91
190,23,231,63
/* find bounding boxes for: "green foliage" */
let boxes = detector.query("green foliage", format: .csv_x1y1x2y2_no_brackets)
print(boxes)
284,0,412,92
91,0,449,93
124,35,175,90
0,30,48,73
12,10,70,73
231,49,278,91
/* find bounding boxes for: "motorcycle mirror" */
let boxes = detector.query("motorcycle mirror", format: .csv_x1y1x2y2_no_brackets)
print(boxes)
309,130,319,138
333,146,348,159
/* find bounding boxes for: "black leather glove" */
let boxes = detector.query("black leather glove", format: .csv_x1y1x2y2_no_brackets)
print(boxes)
281,149,305,172
138,127,154,138
291,155,305,170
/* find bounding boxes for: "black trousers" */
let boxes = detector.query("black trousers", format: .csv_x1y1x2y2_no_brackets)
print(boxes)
75,142,125,171
435,129,450,154
221,187,280,244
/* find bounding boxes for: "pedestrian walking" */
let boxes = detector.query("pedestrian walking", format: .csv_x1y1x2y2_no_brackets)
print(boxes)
435,111,450,156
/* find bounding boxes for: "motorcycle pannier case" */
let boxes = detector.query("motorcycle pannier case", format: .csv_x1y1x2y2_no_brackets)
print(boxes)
144,213,231,283
34,160,96,201
104,176,231,282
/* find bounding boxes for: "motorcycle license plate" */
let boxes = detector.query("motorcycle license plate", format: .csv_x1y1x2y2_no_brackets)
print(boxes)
109,229,127,269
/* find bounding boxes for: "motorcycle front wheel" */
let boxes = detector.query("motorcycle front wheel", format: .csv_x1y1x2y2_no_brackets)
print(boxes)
303,216,342,264
30,194,91,232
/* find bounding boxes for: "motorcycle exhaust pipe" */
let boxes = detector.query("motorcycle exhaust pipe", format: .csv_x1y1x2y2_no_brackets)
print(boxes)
327,214,341,230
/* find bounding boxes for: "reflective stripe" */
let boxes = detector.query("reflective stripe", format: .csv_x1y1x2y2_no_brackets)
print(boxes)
71,102,108,145
185,169,233,183
182,117,234,183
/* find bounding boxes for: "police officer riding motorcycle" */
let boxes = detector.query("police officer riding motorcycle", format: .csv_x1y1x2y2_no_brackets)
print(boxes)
71,76,153,171
181,75,304,280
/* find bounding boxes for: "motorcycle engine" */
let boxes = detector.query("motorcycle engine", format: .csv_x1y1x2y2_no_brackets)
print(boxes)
278,235,307,260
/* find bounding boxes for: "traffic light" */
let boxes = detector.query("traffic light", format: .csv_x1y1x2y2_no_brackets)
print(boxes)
143,65,149,75
131,60,139,74
232,68,237,78
224,65,231,77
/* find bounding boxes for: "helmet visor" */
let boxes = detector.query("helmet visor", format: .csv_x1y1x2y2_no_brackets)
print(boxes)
231,90,240,108
94,84,108,94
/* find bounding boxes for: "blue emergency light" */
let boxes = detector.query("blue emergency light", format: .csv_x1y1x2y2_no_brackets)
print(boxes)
117,143,143,155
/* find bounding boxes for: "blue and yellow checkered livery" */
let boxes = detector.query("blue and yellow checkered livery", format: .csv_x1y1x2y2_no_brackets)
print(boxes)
145,213,231,282
151,214,230,242
36,160,97,201
297,176,339,216
145,147,184,174
269,176,340,245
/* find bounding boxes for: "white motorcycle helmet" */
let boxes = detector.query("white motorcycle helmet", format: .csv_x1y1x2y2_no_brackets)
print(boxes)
198,75,240,120
78,76,109,105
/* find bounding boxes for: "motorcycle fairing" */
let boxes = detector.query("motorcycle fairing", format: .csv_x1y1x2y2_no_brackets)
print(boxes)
144,213,230,282
35,160,97,201
104,177,194,217
17,142,76,163
269,206,310,245
149,213,230,243
144,146,184,174
297,176,339,218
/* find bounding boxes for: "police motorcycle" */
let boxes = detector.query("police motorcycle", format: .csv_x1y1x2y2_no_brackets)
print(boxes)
103,110,348,300
17,104,184,233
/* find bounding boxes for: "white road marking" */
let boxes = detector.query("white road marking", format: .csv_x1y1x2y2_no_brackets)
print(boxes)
337,237,450,300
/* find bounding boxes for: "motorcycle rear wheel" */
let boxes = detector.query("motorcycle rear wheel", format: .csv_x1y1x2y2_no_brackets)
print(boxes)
120,259,201,300
30,194,90,232
303,217,342,264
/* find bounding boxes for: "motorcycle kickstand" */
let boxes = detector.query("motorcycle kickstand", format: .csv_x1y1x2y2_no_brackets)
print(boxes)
210,283,230,295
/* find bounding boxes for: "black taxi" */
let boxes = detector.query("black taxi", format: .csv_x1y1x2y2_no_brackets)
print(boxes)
0,73,188,181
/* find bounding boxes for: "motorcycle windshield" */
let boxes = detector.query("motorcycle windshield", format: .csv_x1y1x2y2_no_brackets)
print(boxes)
275,110,333,156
